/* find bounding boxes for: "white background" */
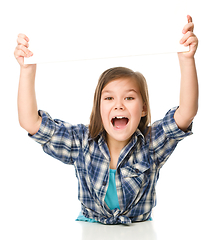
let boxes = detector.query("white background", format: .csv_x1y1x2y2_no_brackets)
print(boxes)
0,0,211,239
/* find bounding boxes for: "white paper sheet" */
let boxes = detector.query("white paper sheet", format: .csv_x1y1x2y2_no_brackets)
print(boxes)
23,0,189,64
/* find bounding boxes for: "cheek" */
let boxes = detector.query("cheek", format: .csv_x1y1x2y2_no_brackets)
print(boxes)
131,103,143,122
100,103,104,121
100,102,107,123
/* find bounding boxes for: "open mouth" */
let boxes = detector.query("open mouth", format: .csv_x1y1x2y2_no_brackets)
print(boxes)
111,116,129,129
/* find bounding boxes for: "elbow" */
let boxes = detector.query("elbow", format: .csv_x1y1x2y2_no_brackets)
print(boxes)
175,104,198,131
18,116,42,135
185,108,198,123
179,102,198,121
18,116,26,130
18,115,28,131
18,119,31,133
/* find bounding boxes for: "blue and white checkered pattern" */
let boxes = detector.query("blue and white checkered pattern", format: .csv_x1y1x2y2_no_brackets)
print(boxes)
29,106,192,225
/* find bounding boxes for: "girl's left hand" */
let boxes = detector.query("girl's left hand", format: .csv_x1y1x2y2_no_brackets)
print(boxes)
178,15,198,59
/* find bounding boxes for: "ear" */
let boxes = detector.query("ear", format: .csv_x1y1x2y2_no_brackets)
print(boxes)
141,104,147,117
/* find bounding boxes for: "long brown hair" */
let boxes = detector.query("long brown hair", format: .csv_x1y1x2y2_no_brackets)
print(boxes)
89,67,151,138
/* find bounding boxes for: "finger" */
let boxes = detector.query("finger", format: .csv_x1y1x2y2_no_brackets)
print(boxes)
183,36,198,47
14,49,27,59
15,49,33,59
180,31,195,44
16,45,33,57
18,33,29,42
182,22,194,34
17,36,29,48
187,15,192,23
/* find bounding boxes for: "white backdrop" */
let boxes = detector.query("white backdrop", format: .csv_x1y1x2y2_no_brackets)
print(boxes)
0,0,211,239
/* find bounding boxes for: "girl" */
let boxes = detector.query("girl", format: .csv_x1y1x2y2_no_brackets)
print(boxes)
14,15,198,225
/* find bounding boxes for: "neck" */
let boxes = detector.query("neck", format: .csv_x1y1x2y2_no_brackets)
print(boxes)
106,135,130,169
106,136,129,154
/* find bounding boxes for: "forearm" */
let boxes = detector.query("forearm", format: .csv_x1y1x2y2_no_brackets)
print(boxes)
173,15,199,131
17,65,41,134
178,55,199,120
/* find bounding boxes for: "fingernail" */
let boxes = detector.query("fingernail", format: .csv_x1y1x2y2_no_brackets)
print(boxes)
182,30,186,34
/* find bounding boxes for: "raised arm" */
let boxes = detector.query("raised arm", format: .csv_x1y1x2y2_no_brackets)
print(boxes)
14,34,42,135
174,15,199,131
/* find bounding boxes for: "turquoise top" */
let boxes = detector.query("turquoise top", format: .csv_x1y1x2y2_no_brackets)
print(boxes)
104,169,120,210
76,169,120,222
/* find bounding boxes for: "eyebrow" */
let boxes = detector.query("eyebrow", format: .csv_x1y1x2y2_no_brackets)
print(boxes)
102,89,138,94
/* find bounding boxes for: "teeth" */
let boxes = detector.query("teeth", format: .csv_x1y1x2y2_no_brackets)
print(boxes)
114,116,125,119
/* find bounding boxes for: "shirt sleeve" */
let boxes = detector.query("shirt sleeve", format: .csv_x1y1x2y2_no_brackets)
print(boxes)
28,110,88,164
150,106,193,167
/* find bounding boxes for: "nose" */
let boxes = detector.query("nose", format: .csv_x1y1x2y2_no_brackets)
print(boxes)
114,99,125,110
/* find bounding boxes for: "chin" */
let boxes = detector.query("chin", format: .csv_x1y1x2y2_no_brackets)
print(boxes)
107,131,133,144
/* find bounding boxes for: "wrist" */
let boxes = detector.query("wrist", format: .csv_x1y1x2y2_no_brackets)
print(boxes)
20,64,36,74
178,54,195,66
178,50,196,61
20,64,37,82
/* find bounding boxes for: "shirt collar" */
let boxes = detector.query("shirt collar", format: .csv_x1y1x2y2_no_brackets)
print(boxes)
88,128,146,145
88,130,106,145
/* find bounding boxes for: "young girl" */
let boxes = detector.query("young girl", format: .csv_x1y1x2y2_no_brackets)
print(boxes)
14,15,198,225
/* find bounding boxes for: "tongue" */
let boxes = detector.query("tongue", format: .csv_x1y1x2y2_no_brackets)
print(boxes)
114,118,128,128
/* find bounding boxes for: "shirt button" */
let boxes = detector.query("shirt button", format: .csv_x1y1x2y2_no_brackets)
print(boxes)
103,181,107,186
135,169,139,174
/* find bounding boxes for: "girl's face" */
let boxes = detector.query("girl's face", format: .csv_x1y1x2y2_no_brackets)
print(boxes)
100,77,146,146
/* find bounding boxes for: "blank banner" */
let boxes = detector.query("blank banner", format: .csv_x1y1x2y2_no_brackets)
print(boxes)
24,0,189,64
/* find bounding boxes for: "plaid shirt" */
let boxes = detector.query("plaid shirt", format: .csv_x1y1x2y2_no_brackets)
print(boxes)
29,107,192,225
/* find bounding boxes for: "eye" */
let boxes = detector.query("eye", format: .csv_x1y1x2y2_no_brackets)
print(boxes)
125,97,134,100
105,97,113,100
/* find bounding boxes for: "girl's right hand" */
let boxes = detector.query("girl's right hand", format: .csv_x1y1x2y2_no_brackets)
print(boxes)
14,33,34,68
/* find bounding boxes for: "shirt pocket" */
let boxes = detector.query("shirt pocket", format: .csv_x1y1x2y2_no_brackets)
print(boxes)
120,162,151,208
120,162,150,178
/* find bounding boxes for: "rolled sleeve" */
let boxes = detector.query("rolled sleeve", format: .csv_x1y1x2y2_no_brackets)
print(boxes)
28,110,86,164
162,106,193,140
150,107,193,166
29,110,56,145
